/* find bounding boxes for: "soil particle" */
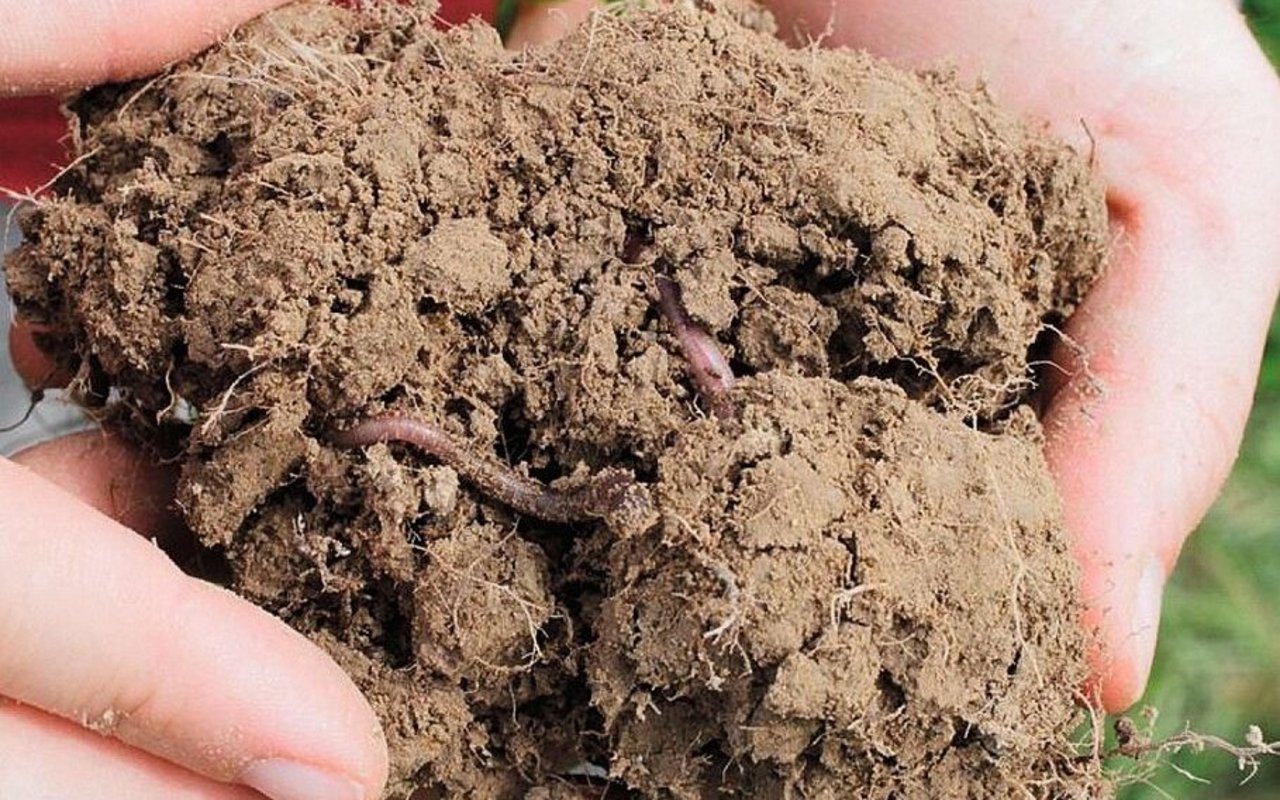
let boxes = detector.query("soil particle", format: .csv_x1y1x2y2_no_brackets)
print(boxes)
7,1,1110,797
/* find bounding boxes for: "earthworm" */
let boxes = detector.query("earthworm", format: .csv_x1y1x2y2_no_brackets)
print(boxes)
331,415,637,523
654,275,736,419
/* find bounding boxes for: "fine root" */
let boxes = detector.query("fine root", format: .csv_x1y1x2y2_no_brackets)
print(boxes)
332,414,640,523
1098,708,1280,789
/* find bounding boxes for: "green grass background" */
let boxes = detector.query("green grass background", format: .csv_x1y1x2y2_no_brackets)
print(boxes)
1114,4,1280,797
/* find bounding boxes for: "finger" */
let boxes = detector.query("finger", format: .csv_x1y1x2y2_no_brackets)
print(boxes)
12,429,181,546
7,320,73,390
0,0,293,96
762,0,1280,710
0,457,388,800
14,429,209,580
0,700,262,800
507,0,600,50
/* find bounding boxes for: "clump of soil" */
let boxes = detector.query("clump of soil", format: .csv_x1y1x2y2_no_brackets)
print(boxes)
7,1,1111,796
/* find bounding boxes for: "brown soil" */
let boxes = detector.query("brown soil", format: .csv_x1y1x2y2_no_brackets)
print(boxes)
6,1,1111,797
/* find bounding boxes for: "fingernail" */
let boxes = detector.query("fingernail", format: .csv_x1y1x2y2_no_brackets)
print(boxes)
1128,556,1165,684
240,759,363,800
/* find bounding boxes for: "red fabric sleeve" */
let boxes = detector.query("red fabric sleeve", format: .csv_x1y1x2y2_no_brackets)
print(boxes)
0,0,496,194
0,97,68,194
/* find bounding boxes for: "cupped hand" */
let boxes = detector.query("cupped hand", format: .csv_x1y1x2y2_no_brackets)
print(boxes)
2,4,390,800
758,0,1280,712
510,0,1280,712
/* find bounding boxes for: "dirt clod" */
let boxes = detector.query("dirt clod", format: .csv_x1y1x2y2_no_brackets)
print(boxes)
7,1,1111,796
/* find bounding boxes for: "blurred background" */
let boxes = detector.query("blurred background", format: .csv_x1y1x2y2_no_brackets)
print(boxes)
1113,5,1280,797
0,1,1278,797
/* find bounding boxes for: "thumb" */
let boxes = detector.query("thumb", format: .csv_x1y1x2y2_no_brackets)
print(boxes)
2,443,390,800
1043,181,1278,711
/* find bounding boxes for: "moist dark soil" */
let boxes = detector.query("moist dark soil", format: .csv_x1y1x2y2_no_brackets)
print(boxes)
6,1,1111,796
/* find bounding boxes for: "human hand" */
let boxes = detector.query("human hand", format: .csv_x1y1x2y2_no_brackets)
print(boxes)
758,0,1280,713
1,4,389,800
508,0,1280,711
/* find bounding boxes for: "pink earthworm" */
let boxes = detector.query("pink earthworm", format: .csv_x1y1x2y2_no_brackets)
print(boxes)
332,415,637,523
654,275,736,419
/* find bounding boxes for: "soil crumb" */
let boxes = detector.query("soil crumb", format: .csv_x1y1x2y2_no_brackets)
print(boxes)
7,0,1111,796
